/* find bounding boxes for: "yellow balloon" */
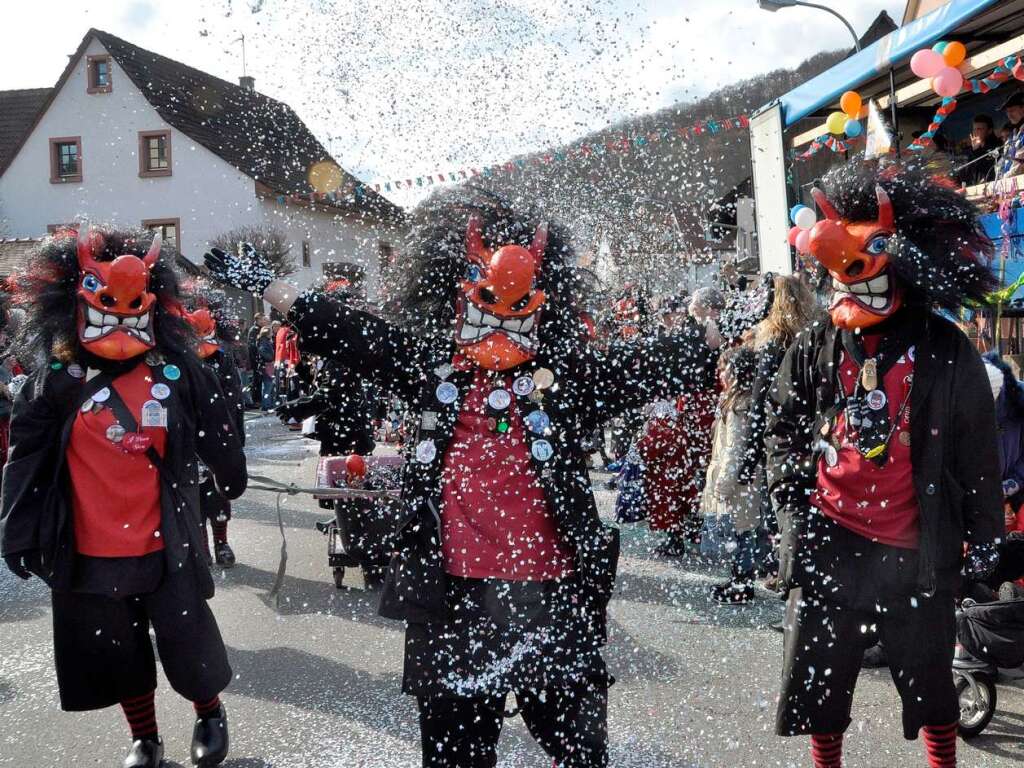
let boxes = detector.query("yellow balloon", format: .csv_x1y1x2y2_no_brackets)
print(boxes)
826,111,847,135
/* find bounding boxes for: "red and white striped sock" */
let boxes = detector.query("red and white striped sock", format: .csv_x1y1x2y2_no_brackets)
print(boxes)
811,733,843,768
922,722,957,768
121,690,158,741
211,519,228,545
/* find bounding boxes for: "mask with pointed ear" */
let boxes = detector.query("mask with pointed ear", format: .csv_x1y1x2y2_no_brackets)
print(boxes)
454,214,548,370
75,226,161,359
808,185,904,330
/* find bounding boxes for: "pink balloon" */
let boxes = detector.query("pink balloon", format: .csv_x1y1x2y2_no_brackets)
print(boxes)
795,230,810,254
910,49,945,79
932,66,963,98
787,225,801,246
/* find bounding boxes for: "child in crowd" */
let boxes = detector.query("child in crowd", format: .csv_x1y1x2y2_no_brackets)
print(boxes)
701,345,761,604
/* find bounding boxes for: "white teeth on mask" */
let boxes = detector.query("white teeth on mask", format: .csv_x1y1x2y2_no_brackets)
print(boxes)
466,303,483,325
849,281,869,295
102,314,118,327
83,326,102,339
483,313,501,328
137,313,149,329
520,315,535,333
501,317,523,333
869,296,887,309
122,316,139,327
868,274,888,293
460,324,480,341
88,308,103,325
137,330,152,344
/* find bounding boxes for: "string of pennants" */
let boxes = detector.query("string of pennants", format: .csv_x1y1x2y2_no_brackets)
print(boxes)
273,113,750,203
795,134,863,160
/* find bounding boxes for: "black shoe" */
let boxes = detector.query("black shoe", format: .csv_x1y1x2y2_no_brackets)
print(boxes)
124,737,164,768
712,572,755,605
191,704,229,766
862,642,887,668
213,542,236,568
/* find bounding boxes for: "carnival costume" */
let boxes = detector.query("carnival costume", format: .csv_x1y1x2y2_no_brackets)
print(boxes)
1,228,247,768
206,192,714,768
184,306,246,568
766,163,1003,768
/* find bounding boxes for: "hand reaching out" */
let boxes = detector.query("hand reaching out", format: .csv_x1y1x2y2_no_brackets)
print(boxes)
203,242,276,297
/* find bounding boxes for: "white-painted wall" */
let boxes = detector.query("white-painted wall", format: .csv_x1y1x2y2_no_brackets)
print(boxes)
0,36,398,300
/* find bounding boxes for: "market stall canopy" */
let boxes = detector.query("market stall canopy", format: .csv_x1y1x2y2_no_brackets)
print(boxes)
761,0,1010,128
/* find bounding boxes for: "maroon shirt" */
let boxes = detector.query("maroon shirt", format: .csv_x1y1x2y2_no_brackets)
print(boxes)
440,368,574,580
813,336,920,549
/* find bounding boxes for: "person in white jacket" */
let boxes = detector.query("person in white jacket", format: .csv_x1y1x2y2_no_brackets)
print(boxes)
700,345,761,604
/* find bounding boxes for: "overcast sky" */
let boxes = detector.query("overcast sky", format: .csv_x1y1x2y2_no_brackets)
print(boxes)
1,0,904,205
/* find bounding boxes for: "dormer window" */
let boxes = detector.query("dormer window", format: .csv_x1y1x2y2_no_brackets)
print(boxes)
87,55,112,94
138,130,172,177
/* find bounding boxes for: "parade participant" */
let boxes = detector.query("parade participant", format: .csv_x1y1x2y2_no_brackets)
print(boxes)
206,190,715,768
1,227,247,768
766,163,1003,768
183,303,246,568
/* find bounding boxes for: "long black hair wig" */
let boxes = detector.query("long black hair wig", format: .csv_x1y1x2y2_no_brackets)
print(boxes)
12,227,195,364
817,160,997,311
397,186,587,353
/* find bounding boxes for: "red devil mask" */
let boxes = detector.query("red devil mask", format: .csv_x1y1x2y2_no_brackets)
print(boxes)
76,227,160,360
808,186,903,330
454,215,547,370
184,308,219,359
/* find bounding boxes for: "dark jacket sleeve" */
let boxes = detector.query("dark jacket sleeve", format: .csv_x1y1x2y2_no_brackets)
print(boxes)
950,332,1004,545
214,351,246,445
0,371,59,556
738,341,784,484
578,325,714,430
190,359,248,500
288,292,427,403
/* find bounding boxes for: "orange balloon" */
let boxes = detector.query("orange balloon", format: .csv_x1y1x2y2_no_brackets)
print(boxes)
840,91,862,119
943,41,966,67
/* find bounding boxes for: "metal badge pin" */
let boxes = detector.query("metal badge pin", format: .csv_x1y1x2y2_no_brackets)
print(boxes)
532,368,555,390
92,387,111,403
67,363,85,379
512,375,535,396
436,381,458,405
162,364,181,381
106,424,126,443
416,439,437,464
81,399,95,413
531,439,554,462
860,358,878,391
487,388,511,411
899,431,912,447
151,383,171,400
824,444,839,467
420,411,439,431
434,363,454,380
866,390,887,411
907,346,916,362
525,410,551,434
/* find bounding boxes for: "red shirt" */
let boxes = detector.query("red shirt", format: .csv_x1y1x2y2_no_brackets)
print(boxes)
67,363,168,557
813,336,920,549
440,368,574,580
275,326,299,366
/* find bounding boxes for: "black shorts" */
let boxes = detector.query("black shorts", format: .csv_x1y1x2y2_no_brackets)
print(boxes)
776,587,957,740
51,566,231,711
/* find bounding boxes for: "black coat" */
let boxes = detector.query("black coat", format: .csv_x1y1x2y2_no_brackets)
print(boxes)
288,293,713,627
311,359,375,456
765,312,1003,596
738,338,786,484
0,352,248,597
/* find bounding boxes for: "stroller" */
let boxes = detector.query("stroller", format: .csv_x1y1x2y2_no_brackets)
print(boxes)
953,596,1024,737
312,454,404,589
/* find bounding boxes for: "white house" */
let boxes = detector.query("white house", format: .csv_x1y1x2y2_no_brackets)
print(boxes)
0,28,405,303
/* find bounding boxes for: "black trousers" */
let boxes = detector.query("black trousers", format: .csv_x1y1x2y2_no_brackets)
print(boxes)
984,538,1024,587
417,678,608,768
776,587,957,740
51,566,231,711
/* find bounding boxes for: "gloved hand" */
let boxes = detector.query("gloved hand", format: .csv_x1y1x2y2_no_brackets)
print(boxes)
203,242,276,297
1003,479,1020,498
4,550,41,580
1007,530,1024,543
964,541,1000,580
275,395,322,423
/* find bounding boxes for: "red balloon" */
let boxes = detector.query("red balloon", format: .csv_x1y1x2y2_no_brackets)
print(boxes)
345,453,367,478
788,226,801,246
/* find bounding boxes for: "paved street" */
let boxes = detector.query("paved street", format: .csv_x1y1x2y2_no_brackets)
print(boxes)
2,413,1023,767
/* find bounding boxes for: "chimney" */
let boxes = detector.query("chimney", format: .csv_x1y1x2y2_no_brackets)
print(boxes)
239,75,255,91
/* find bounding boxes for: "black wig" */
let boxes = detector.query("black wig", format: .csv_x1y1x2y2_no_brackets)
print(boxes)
818,161,997,311
397,186,586,351
13,227,195,364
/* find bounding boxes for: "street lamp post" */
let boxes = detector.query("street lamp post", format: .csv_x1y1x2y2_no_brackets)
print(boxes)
756,0,861,52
